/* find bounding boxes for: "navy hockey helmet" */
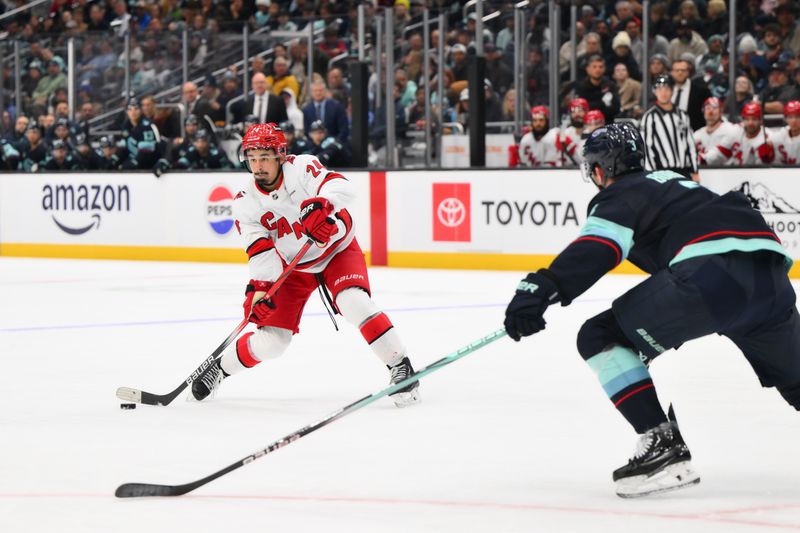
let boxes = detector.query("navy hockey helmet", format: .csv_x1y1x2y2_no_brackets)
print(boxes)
278,120,295,135
581,122,644,187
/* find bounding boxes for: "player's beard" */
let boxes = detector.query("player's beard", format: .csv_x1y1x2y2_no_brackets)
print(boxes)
533,123,548,140
571,117,584,129
255,167,282,190
744,124,759,137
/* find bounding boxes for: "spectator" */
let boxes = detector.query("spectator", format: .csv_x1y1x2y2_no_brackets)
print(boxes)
111,0,131,37
670,59,711,131
649,54,670,83
456,88,470,132
501,89,516,122
496,13,514,52
733,75,755,116
302,80,349,144
319,26,347,60
776,4,800,57
406,86,427,125
87,3,108,31
32,60,67,106
182,82,200,117
610,1,638,33
576,33,603,82
673,0,703,35
485,42,513,96
575,54,621,122
760,23,786,65
450,43,469,82
266,56,300,99
606,30,641,81
223,0,250,32
120,98,165,171
276,9,297,32
402,33,424,82
217,71,242,116
194,75,225,126
8,115,29,149
559,22,587,78
613,63,642,118
370,81,406,151
238,72,288,125
705,0,727,38
253,0,277,29
395,68,417,108
762,61,800,114
698,35,725,80
668,19,708,65
326,67,351,107
623,18,645,69
650,1,675,40
735,34,765,91
280,87,304,135
172,114,200,164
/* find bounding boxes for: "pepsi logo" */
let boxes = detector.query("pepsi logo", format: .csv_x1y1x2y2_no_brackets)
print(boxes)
207,186,234,235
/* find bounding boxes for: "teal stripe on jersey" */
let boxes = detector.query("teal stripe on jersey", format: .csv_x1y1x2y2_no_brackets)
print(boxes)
669,237,793,270
580,216,635,260
587,345,650,398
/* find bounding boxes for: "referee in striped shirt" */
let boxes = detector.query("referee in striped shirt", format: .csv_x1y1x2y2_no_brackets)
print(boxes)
640,74,700,182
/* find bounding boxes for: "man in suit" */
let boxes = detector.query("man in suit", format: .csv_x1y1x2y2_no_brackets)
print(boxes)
236,72,288,125
302,79,349,144
670,58,711,131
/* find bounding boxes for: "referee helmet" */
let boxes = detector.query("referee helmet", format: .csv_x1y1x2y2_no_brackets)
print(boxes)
652,74,674,90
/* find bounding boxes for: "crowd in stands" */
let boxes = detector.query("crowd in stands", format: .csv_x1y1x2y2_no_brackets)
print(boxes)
1,0,800,172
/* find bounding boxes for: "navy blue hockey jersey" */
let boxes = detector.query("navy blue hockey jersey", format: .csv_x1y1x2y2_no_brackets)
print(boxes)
548,169,792,304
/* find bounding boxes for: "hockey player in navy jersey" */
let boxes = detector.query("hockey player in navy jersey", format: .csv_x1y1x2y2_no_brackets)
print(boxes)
504,122,799,498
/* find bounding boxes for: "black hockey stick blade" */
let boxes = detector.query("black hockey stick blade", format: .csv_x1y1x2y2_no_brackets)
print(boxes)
115,328,508,498
115,240,315,407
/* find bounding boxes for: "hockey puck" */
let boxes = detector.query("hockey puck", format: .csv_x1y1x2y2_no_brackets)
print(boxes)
120,403,137,410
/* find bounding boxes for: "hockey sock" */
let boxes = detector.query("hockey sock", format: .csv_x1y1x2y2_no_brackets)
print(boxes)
336,288,407,367
587,345,667,433
219,327,292,376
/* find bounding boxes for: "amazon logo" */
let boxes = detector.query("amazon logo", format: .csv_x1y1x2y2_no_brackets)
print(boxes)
42,184,130,235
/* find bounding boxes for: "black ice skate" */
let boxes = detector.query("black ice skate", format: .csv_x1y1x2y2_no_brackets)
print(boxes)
190,360,228,401
388,357,421,408
613,421,700,498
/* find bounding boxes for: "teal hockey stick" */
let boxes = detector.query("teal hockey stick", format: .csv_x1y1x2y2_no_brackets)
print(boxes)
116,328,508,497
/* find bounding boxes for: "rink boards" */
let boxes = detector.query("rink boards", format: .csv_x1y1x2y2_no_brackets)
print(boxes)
2,167,800,276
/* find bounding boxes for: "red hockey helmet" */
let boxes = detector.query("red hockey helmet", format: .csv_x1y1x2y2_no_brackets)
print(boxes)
241,122,287,160
585,109,605,125
741,101,762,119
703,97,721,110
530,105,549,120
784,100,800,117
570,97,589,112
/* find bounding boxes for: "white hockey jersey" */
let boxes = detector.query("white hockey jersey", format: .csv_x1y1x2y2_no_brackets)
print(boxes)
233,153,356,282
769,126,800,166
694,121,739,166
559,125,585,167
519,128,562,168
735,127,769,166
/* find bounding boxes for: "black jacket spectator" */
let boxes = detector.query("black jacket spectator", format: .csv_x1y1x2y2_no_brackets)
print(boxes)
575,56,621,122
302,91,349,144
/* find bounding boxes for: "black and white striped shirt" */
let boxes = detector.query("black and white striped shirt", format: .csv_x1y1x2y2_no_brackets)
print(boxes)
640,104,699,173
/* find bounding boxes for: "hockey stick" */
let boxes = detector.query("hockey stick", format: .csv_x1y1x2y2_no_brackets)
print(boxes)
116,239,315,406
115,327,508,497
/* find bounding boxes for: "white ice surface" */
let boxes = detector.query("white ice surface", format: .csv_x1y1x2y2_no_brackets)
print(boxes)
0,258,798,532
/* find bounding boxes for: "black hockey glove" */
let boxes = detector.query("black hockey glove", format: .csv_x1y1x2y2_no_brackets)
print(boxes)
504,270,560,342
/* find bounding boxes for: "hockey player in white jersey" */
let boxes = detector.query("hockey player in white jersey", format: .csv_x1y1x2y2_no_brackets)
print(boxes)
735,101,775,165
769,100,800,166
694,97,740,166
191,123,420,407
518,106,562,168
560,98,589,167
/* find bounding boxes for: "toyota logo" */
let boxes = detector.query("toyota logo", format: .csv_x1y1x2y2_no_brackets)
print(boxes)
437,197,466,228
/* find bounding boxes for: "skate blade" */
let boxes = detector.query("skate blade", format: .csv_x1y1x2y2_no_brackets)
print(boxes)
616,461,700,498
391,388,421,408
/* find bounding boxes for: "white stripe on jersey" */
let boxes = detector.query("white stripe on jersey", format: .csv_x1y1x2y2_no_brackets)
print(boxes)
560,125,585,167
769,126,800,166
233,153,356,282
519,128,562,168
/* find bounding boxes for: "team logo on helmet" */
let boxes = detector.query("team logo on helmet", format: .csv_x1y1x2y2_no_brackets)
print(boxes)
207,185,235,235
741,101,763,119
